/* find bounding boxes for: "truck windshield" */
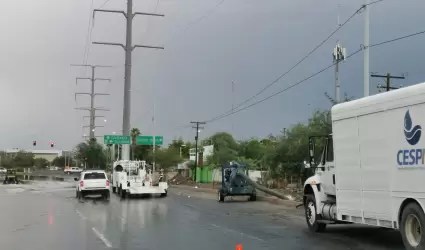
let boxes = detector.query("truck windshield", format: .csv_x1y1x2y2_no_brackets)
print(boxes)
326,137,334,162
83,172,106,180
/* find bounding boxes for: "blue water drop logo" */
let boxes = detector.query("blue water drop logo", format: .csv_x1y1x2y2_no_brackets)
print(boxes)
404,110,422,146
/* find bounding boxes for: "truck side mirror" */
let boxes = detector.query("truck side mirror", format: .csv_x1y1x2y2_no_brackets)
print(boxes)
303,161,310,169
308,138,315,166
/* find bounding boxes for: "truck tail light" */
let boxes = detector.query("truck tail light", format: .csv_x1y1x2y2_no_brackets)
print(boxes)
80,181,84,187
106,180,110,187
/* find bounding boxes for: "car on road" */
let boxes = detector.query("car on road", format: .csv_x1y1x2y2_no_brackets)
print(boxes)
0,167,6,173
75,170,110,200
64,167,82,175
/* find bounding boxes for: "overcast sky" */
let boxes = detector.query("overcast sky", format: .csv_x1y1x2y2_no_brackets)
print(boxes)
0,0,424,150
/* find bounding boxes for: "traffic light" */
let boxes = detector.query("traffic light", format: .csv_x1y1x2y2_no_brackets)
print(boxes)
33,141,36,146
50,142,54,148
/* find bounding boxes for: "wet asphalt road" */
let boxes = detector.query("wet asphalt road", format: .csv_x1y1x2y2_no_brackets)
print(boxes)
0,180,406,250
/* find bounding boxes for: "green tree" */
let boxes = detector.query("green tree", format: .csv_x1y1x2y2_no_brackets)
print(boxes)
238,138,263,160
181,141,194,159
205,132,239,167
150,147,182,170
2,156,14,169
51,156,66,167
13,151,35,167
75,138,107,169
34,158,49,169
269,109,332,183
131,128,141,160
133,145,153,161
169,137,184,150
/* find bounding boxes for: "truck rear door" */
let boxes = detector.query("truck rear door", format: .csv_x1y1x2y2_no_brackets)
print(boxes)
83,172,107,189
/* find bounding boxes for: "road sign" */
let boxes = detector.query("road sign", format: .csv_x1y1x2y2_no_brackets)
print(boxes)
104,135,131,144
136,136,163,145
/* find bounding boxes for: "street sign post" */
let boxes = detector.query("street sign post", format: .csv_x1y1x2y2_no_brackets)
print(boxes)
136,136,163,145
104,135,131,145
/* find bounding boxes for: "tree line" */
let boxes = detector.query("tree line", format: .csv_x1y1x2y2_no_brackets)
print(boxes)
72,109,331,185
194,110,332,186
0,151,74,170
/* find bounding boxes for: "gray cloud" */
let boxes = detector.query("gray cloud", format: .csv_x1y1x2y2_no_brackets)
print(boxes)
0,0,424,150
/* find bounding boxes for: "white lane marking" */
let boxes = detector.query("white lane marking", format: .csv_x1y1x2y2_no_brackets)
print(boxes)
92,227,112,248
211,223,264,241
75,210,87,220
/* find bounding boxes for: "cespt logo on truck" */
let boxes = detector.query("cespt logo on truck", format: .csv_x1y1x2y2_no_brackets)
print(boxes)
397,110,424,166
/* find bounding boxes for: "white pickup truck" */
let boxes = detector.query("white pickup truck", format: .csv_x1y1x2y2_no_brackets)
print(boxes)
64,167,82,175
74,170,110,200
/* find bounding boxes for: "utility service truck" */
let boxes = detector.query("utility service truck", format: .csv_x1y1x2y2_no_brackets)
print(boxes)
303,82,425,250
110,160,168,198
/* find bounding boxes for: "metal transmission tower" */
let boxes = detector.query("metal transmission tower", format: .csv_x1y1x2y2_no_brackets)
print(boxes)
71,64,111,139
92,0,164,160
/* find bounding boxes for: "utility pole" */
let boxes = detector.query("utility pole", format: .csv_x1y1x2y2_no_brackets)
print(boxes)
92,0,164,160
333,43,346,103
71,64,111,140
191,121,205,182
371,73,406,92
152,102,156,173
363,0,370,97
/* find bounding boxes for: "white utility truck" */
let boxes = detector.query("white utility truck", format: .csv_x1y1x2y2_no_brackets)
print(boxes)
303,82,425,249
110,160,168,198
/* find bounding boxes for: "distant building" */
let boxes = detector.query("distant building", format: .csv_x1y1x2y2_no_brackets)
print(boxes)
189,145,214,164
5,149,66,162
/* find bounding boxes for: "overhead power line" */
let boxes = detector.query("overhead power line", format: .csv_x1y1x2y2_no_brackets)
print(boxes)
141,0,226,56
81,0,95,75
204,29,425,124
206,1,385,122
99,0,112,9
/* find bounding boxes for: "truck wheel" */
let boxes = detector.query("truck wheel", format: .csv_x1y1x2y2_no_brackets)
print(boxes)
249,192,257,201
120,186,126,199
400,202,425,249
305,195,326,232
103,191,110,201
160,190,167,197
218,190,225,202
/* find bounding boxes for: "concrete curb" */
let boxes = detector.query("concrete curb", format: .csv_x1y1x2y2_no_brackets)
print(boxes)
170,184,300,208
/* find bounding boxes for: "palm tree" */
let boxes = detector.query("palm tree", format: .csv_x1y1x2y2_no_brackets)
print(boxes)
131,128,141,160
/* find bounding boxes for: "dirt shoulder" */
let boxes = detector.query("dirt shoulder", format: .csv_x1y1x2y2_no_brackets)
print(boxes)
169,184,302,209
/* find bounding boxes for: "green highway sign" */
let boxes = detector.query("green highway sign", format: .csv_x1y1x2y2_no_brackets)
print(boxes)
136,136,163,145
104,135,131,145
